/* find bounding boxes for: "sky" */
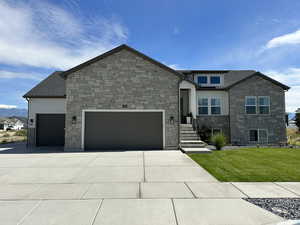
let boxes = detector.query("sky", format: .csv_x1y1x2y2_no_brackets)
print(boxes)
0,0,300,112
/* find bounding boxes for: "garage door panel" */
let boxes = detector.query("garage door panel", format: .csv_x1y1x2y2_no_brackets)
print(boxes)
36,114,65,146
84,112,163,150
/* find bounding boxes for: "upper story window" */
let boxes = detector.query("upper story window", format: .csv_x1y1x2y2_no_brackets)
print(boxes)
196,75,222,86
245,96,257,114
245,96,270,115
258,96,270,114
211,98,221,114
197,76,208,85
198,97,221,115
210,76,221,84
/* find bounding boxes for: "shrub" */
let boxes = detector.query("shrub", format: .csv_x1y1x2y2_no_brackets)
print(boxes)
15,129,27,136
2,133,10,137
211,133,227,150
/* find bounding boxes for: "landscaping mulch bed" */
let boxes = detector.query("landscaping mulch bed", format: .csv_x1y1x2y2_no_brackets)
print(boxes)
244,198,300,220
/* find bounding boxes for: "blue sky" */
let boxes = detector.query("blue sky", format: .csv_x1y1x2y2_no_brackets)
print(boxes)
0,0,300,111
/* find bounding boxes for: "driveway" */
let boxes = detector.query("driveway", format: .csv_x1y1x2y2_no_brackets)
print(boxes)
0,143,285,225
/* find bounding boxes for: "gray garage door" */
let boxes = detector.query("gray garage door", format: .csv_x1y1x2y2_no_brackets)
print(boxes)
84,112,163,150
36,114,65,146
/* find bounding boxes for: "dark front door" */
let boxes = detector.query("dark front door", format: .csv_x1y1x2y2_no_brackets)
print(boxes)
180,89,189,123
84,112,163,150
36,114,65,146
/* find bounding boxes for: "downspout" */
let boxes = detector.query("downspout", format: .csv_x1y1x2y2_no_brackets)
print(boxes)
25,98,29,152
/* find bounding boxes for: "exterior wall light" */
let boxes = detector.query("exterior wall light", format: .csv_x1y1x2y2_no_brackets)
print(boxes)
72,116,77,124
169,116,175,124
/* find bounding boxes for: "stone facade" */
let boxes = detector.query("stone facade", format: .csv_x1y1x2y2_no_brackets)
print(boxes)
65,49,180,151
229,75,286,145
196,116,230,140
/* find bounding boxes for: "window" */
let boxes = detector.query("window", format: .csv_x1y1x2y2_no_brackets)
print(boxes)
211,98,221,115
210,76,221,84
258,96,270,114
249,130,258,141
245,96,257,114
212,128,222,136
198,97,222,115
249,129,268,143
198,98,209,115
197,76,208,85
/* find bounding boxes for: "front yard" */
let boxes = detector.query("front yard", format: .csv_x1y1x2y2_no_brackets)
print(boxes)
189,148,300,182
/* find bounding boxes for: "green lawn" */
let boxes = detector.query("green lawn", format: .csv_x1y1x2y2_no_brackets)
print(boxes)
188,148,300,182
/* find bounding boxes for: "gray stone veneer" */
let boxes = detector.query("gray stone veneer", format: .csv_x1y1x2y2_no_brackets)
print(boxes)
196,116,230,140
229,75,286,145
27,128,36,146
65,49,180,151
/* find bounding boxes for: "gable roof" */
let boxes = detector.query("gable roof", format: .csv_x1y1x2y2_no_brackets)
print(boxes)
23,71,65,98
177,70,290,90
61,44,186,81
225,71,290,90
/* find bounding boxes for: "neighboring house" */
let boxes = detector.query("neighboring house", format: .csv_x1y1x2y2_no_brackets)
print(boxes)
0,117,25,131
23,44,289,151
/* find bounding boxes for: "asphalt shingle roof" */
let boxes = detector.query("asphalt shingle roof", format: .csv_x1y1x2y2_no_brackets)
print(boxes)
23,71,65,98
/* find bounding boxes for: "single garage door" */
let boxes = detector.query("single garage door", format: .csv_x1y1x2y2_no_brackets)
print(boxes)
84,111,163,150
36,114,65,146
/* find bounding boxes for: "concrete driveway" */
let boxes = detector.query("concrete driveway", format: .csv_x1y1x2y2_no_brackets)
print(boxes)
0,143,284,225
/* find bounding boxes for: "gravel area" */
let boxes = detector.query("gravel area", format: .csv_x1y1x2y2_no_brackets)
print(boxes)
244,198,300,220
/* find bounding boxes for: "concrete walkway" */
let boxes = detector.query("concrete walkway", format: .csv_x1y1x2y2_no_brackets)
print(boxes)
0,144,291,224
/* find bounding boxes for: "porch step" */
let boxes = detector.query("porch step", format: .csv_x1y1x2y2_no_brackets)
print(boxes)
181,130,197,134
180,124,193,126
180,141,206,148
181,136,200,140
181,147,212,154
181,140,205,144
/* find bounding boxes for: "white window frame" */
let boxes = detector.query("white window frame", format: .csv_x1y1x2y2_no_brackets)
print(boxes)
249,129,268,143
195,74,223,86
197,96,222,115
245,96,257,115
212,128,222,136
258,96,270,115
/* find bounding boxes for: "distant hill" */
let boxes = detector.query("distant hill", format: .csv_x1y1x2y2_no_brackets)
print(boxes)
0,108,27,117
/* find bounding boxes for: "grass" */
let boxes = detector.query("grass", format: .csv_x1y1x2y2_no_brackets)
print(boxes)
0,130,27,144
189,148,300,182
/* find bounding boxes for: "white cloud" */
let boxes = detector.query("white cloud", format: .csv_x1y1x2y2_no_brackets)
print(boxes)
266,29,300,48
0,70,42,80
264,68,300,112
0,104,17,109
0,0,128,70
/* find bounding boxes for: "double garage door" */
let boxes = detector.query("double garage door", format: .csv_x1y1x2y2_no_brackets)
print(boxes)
84,111,163,150
36,112,164,150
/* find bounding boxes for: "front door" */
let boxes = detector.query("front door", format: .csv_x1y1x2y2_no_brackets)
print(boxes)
180,89,189,123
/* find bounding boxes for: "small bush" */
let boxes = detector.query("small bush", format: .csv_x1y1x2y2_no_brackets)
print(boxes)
211,133,227,150
198,125,212,143
15,130,27,136
2,133,10,137
1,139,7,144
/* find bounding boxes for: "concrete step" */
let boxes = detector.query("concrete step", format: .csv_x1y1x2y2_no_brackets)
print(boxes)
180,133,198,137
180,130,197,134
181,137,200,141
181,140,205,144
180,143,206,148
181,147,212,154
180,124,193,126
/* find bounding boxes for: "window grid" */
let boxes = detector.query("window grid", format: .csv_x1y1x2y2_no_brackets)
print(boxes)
245,96,257,114
249,129,268,144
258,96,270,114
196,75,222,86
198,97,222,115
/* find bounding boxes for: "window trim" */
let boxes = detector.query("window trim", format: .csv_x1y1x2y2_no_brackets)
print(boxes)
245,96,257,115
258,96,270,115
195,74,223,86
212,128,222,136
249,129,268,143
197,96,222,115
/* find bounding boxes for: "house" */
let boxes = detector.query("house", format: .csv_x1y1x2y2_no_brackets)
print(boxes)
0,117,25,131
23,44,289,151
